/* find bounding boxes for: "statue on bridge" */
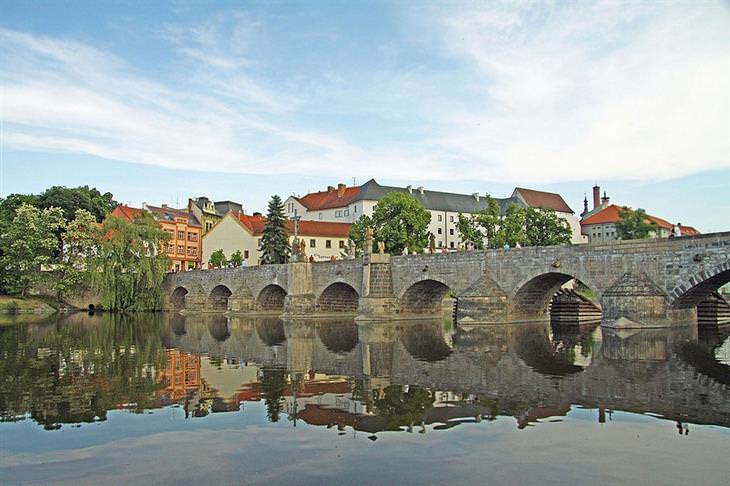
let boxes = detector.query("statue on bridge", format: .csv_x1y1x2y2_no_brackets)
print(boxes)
365,227,374,255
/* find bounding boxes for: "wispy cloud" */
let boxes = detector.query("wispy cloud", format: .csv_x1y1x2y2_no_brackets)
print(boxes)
1,2,728,184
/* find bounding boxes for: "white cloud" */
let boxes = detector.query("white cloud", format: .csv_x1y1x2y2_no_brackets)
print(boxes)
1,2,728,184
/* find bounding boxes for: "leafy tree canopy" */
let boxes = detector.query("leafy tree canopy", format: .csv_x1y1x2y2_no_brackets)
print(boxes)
347,214,374,256
456,200,572,249
209,249,227,268
229,250,244,267
371,192,431,254
0,204,65,297
615,207,656,240
37,185,117,223
56,209,103,299
259,195,290,264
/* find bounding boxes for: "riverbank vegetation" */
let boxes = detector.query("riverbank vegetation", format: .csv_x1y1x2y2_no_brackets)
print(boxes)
0,186,169,312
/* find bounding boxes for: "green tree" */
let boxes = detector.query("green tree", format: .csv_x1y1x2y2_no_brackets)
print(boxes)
89,212,169,311
229,250,243,267
0,204,65,297
37,185,117,223
499,203,527,248
56,209,102,299
346,214,374,256
209,249,227,268
373,385,434,428
371,192,431,254
260,367,288,423
474,195,502,248
456,213,485,250
523,207,572,246
615,207,656,240
259,195,290,264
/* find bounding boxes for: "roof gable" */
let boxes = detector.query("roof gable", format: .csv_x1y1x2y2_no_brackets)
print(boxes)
513,187,574,214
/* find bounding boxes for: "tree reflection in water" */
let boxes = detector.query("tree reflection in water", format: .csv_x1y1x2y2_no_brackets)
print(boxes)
0,313,167,429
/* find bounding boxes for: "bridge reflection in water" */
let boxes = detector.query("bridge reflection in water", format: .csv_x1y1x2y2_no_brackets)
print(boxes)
2,312,728,435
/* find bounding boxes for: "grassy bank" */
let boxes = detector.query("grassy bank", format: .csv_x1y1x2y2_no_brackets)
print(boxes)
0,295,59,315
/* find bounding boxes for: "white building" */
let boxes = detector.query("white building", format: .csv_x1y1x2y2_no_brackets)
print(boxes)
284,179,585,248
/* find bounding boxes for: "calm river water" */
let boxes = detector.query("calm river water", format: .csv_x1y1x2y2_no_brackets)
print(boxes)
1,312,729,485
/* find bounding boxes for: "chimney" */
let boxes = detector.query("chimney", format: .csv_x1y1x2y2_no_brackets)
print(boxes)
253,212,262,217
337,183,346,198
601,191,610,205
161,203,168,208
472,193,480,201
592,185,600,210
407,185,413,194
417,186,424,195
327,185,335,194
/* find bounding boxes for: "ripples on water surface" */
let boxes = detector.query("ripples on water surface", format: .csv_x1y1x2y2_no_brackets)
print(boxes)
0,312,729,485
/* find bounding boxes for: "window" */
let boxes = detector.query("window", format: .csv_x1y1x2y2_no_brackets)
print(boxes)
206,222,213,232
438,214,443,222
450,241,455,248
177,245,184,254
344,209,349,217
178,231,184,240
354,206,357,213
168,244,175,253
335,210,343,217
449,216,454,222
437,228,442,235
438,241,443,248
310,239,316,248
326,240,332,249
339,240,345,249
319,213,323,220
244,250,249,259
449,228,454,236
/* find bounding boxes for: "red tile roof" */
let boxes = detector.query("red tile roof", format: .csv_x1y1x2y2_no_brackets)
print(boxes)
295,186,360,210
513,187,574,213
111,204,142,222
233,213,350,237
581,205,699,234
235,213,267,234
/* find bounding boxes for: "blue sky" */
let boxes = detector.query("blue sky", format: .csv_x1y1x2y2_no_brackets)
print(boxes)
1,1,728,231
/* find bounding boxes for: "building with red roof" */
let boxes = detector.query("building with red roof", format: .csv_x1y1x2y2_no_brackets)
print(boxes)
285,179,586,248
580,202,700,243
202,211,351,265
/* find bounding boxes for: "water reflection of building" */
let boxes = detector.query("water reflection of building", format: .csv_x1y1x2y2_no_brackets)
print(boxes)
159,350,201,403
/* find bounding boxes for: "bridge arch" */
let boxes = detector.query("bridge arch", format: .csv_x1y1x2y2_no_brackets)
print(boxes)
317,282,359,313
668,262,730,310
257,284,288,311
255,318,287,346
510,272,600,319
207,315,231,342
317,320,358,354
399,278,454,314
207,284,232,311
170,286,189,310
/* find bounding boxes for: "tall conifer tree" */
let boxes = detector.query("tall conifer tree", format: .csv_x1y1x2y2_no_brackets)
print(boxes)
259,195,290,264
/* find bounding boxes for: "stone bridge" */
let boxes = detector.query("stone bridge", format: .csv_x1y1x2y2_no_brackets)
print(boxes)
163,232,730,327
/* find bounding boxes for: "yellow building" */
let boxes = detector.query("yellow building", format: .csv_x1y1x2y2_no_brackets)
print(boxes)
202,212,351,266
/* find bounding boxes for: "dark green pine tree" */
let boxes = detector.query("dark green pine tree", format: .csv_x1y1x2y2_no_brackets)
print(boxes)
259,195,290,264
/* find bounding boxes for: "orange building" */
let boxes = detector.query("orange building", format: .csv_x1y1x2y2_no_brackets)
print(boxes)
111,203,202,272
